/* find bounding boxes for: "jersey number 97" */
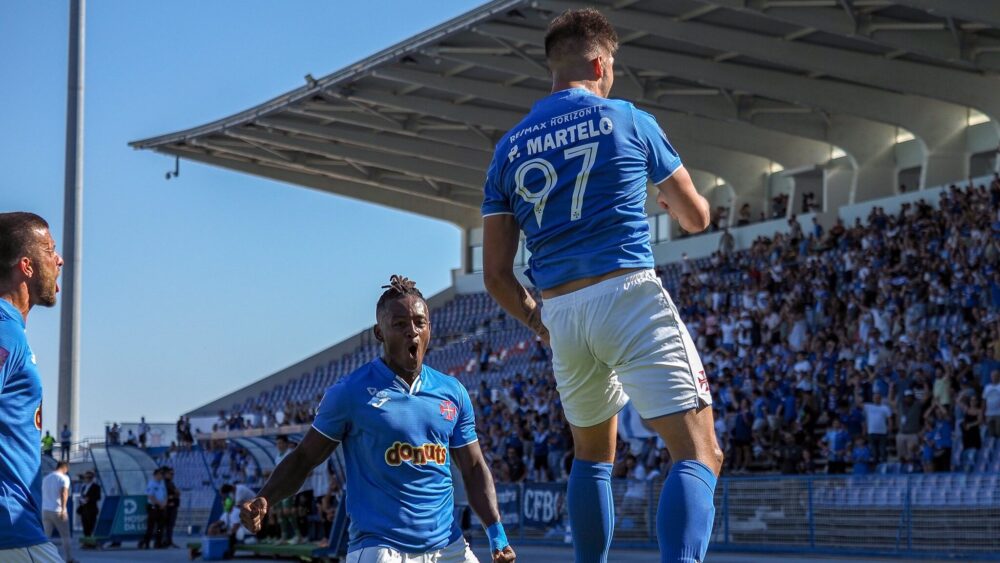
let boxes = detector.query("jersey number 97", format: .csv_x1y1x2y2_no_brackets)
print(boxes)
515,142,600,227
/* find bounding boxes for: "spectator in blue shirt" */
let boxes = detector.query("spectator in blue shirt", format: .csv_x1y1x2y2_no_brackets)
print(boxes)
930,406,953,472
140,468,168,549
751,390,767,434
842,399,865,438
781,391,798,427
546,432,566,481
531,423,550,482
850,437,873,475
920,433,935,474
59,425,71,462
730,401,753,473
821,418,850,474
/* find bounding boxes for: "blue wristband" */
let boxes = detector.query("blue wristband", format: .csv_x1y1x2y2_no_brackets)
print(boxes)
485,521,509,552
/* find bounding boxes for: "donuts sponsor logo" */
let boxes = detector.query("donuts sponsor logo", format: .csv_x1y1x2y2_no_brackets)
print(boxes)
384,441,447,467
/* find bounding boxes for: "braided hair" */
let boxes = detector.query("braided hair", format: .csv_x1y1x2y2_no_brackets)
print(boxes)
376,274,425,317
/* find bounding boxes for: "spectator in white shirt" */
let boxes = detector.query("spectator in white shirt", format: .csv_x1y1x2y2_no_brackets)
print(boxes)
138,416,150,448
41,461,76,563
719,315,737,351
984,370,1000,438
788,314,808,352
792,352,812,375
864,393,893,464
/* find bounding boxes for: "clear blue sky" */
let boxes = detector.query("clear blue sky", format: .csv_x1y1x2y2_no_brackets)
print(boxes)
1,0,483,439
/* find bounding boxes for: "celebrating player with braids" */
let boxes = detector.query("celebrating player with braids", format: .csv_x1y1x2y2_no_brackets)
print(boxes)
481,8,721,563
241,275,515,563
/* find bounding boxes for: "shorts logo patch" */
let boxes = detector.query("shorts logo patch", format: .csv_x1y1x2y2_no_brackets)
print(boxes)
439,400,457,421
697,371,710,392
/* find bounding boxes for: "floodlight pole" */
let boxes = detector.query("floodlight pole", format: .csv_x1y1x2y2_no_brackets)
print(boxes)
58,0,84,443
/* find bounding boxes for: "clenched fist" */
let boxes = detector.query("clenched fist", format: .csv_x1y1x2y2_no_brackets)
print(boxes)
493,545,516,562
239,497,269,533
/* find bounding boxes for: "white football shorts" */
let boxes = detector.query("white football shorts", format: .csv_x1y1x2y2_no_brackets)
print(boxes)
541,268,712,427
346,537,479,563
0,543,63,563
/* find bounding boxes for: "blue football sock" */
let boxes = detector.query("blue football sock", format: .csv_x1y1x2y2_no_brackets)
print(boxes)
568,459,614,563
657,460,718,563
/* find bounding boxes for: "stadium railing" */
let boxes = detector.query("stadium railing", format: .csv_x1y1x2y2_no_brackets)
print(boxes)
487,473,1000,559
194,423,312,441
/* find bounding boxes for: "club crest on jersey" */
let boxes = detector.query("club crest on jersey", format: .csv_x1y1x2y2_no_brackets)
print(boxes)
384,442,447,467
439,400,457,421
0,347,8,369
34,402,42,431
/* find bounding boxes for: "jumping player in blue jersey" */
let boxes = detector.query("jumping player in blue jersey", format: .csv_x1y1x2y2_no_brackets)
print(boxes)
481,9,722,563
240,276,515,563
0,212,66,563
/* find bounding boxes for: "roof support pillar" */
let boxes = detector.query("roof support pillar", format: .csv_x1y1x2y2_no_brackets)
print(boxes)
824,162,856,214
915,112,971,190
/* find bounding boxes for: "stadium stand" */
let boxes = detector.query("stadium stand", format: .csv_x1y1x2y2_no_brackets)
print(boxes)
203,175,1000,481
122,1,1000,555
121,174,999,557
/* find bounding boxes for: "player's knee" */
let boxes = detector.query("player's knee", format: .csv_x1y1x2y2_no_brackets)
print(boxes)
709,446,724,476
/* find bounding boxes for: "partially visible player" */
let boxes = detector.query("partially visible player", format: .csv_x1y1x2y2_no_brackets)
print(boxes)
240,276,515,563
0,212,65,563
481,9,722,563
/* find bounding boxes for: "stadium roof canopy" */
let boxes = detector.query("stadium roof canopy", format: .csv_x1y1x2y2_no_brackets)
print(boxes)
132,0,1000,228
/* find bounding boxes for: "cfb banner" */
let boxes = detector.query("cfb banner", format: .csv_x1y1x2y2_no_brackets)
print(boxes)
522,483,566,528
491,483,566,529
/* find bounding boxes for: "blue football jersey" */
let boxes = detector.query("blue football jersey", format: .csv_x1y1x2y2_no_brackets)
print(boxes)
0,298,47,549
482,87,683,290
312,359,478,554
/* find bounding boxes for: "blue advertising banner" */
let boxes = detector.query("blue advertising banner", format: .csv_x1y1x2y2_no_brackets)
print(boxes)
495,484,520,528
110,495,148,536
521,483,565,528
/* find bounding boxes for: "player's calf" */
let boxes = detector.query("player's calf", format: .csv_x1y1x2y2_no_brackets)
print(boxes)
646,407,721,563
566,416,618,563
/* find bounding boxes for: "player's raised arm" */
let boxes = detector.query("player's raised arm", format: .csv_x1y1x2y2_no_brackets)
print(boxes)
239,428,339,533
482,214,548,343
631,106,711,234
655,166,710,234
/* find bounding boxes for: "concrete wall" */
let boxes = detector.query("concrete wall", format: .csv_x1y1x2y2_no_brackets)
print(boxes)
840,173,995,226
790,169,824,215
967,121,1000,158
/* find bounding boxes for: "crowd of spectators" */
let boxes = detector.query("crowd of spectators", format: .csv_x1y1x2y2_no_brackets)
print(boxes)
195,175,1000,484
471,366,575,483
104,417,153,448
208,400,323,435
687,178,1000,475
469,177,1000,480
